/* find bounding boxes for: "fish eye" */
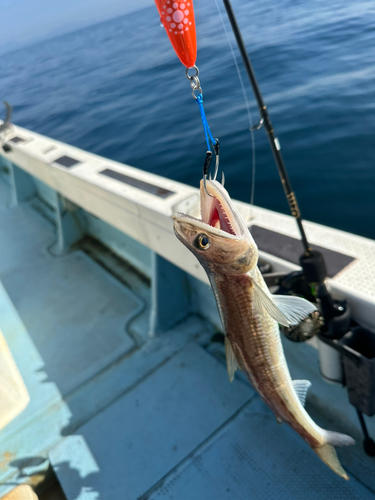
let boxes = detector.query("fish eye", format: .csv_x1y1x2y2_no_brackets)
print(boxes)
195,234,210,250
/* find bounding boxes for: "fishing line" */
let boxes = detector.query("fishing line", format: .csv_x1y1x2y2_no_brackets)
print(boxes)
196,93,216,152
213,0,257,209
186,66,220,193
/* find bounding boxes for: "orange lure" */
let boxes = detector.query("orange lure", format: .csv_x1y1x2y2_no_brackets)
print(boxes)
154,0,197,67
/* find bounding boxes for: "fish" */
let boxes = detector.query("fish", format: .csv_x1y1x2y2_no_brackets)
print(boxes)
173,178,355,480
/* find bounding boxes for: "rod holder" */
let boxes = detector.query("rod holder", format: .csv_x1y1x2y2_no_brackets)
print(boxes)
317,337,343,385
340,327,375,417
318,327,375,455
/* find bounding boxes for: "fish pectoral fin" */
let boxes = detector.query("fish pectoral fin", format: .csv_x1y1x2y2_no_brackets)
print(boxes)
272,295,317,326
292,379,312,407
253,282,317,327
253,281,290,327
225,336,239,383
276,416,284,425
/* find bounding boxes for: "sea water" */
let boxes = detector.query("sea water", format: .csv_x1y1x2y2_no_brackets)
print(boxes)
1,0,374,238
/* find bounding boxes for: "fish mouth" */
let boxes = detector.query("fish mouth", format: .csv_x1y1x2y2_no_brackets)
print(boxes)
173,179,245,239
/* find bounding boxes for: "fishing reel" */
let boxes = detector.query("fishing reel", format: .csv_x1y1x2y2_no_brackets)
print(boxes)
260,266,324,342
274,271,351,344
273,270,325,342
281,310,324,342
261,258,351,345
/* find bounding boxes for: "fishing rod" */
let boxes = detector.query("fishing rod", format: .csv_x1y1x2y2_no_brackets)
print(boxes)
221,0,336,291
220,0,358,373
222,0,311,254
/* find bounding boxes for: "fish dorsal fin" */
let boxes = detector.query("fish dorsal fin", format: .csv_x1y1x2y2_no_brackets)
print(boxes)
225,336,239,383
292,379,311,407
253,281,316,327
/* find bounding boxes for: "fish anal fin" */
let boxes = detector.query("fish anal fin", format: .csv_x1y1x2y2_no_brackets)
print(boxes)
225,337,239,383
312,443,349,480
313,431,355,479
292,379,312,407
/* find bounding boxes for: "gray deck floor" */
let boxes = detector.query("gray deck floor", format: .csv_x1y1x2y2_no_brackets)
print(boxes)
1,178,375,499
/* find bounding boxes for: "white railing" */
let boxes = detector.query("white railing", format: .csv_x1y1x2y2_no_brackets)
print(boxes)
1,123,375,331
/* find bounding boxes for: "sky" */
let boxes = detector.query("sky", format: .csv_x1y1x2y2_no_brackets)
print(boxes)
0,0,154,55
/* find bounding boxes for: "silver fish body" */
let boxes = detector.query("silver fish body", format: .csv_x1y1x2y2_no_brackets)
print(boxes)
214,266,323,445
173,179,355,479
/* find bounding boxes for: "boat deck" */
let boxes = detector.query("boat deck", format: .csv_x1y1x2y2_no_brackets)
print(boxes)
1,176,375,499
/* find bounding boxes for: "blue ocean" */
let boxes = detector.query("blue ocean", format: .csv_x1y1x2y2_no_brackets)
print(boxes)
1,0,374,238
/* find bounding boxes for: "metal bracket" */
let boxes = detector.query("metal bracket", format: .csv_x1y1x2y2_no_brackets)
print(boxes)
10,163,36,206
50,193,87,255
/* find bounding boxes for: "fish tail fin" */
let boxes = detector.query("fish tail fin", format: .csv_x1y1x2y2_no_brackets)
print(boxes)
312,431,355,480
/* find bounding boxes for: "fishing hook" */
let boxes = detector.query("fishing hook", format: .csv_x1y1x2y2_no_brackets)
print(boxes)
212,139,220,181
202,151,214,197
203,170,225,194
